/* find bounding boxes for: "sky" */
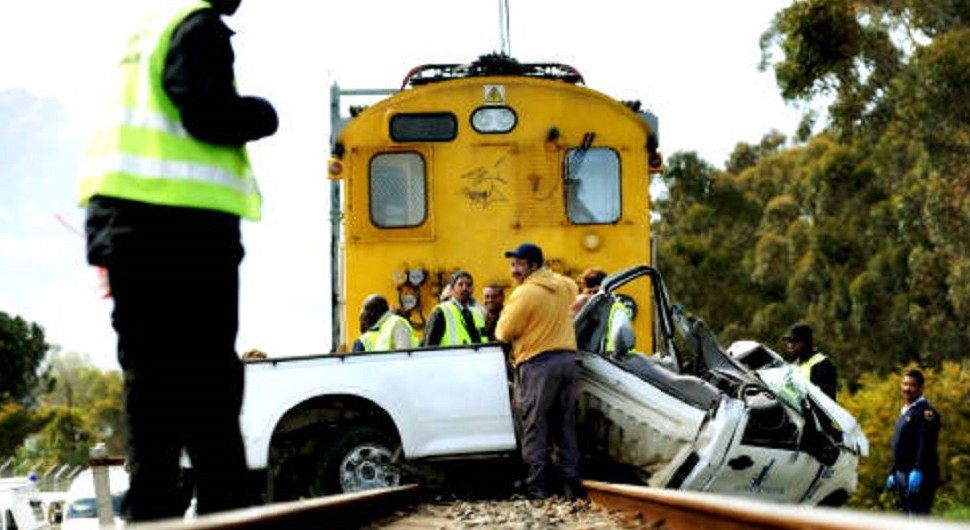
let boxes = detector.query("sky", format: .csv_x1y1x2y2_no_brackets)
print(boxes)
0,0,803,371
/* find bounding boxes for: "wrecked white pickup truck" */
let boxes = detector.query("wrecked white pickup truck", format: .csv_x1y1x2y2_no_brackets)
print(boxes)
239,265,867,505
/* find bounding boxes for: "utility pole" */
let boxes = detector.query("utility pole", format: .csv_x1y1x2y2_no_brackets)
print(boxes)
498,0,511,56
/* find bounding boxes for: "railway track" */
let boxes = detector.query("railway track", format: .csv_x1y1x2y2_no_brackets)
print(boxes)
126,481,970,530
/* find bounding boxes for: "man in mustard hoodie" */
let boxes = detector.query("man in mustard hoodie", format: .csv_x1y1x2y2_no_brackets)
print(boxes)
496,242,582,500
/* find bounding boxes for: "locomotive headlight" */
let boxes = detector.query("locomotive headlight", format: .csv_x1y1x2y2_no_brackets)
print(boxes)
471,107,517,133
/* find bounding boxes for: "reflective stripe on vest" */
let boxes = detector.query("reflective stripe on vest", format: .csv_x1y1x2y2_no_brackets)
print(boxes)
440,301,486,346
799,352,827,379
79,0,261,219
361,314,417,351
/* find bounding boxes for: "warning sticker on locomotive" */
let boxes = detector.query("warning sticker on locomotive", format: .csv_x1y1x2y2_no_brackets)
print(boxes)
483,85,506,105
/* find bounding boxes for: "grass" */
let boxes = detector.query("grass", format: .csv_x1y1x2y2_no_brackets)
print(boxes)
939,504,970,522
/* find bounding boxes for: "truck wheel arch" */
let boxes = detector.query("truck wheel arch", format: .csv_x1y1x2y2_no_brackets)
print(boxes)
264,394,403,501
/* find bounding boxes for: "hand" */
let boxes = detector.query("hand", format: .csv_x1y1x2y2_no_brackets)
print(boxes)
886,473,896,490
907,470,923,494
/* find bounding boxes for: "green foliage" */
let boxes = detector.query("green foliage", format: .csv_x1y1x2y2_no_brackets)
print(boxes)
840,361,970,512
941,505,970,523
0,311,53,461
766,0,864,101
0,342,124,473
762,0,908,137
657,0,970,386
0,402,48,459
20,351,126,467
0,311,51,405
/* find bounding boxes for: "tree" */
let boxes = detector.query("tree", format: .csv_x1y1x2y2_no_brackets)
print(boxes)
0,311,51,405
0,313,124,467
0,402,48,460
0,311,52,457
25,352,125,467
748,0,970,380
651,1,970,513
760,0,906,138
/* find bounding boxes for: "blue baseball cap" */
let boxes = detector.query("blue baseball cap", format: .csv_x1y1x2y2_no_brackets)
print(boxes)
504,242,544,265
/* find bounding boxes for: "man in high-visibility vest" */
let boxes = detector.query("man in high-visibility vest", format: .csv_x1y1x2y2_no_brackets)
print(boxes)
784,323,837,400
79,0,277,521
352,294,418,352
422,270,487,346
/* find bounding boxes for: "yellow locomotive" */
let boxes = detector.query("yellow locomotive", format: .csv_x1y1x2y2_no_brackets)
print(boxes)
327,54,662,352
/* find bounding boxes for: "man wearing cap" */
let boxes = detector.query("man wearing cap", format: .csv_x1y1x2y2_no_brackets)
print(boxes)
422,270,487,347
784,323,837,400
496,243,582,500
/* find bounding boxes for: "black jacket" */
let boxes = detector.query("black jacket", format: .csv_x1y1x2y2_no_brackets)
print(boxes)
892,398,941,479
164,8,277,145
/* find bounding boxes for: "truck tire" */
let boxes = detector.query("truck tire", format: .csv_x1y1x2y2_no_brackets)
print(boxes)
314,422,401,495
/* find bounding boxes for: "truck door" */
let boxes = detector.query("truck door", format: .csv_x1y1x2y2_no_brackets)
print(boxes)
703,409,822,502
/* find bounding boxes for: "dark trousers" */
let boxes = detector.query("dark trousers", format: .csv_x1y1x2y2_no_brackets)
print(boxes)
896,474,937,515
513,351,580,493
901,488,936,515
89,199,253,521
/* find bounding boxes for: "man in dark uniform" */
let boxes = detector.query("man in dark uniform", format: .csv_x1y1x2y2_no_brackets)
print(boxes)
887,369,941,515
783,323,837,400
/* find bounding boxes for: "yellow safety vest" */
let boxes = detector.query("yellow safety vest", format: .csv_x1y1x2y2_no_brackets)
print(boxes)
360,313,418,351
79,0,262,220
440,301,486,346
799,352,827,379
603,300,632,352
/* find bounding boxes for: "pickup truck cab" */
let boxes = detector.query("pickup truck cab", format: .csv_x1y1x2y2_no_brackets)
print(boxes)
239,265,866,505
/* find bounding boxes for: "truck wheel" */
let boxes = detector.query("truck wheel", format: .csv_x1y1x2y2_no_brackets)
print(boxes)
314,423,401,495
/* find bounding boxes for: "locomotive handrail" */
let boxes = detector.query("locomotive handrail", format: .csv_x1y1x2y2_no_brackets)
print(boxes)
401,53,584,89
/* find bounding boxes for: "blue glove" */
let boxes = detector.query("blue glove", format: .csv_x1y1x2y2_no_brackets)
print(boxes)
886,473,896,490
907,470,923,494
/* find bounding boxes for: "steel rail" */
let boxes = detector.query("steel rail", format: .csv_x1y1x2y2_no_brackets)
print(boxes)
101,479,970,530
127,484,419,530
583,480,970,530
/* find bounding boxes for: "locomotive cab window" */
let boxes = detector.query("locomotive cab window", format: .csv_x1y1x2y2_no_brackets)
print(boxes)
564,147,621,224
370,152,427,228
390,113,457,142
